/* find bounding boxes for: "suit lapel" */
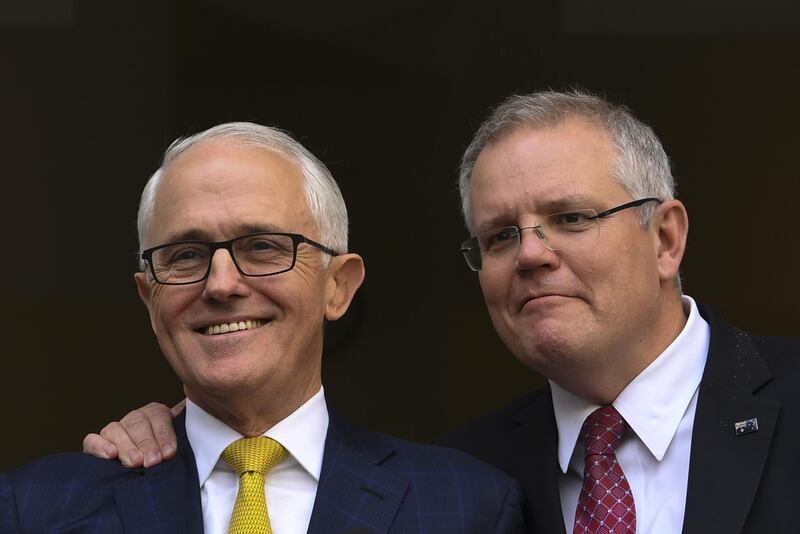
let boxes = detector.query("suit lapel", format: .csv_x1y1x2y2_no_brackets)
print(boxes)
307,414,408,534
682,307,779,534
114,412,205,533
513,389,567,534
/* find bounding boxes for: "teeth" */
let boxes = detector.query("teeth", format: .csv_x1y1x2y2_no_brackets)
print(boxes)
205,319,262,335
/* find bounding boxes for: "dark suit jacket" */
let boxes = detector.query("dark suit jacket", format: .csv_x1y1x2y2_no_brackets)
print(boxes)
440,305,800,533
1,412,523,533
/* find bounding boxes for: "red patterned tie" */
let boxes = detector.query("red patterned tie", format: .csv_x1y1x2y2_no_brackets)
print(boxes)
573,406,636,534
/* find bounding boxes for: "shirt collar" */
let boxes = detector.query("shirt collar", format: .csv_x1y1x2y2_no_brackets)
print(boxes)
551,296,709,472
186,386,329,487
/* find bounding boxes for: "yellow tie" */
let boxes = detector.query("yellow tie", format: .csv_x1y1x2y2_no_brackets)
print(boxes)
221,437,288,534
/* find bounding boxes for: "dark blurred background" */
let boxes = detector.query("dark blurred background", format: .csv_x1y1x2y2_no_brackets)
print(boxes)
2,0,798,471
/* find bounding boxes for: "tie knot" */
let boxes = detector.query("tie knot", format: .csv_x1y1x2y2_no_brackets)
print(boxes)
581,405,627,457
222,436,288,476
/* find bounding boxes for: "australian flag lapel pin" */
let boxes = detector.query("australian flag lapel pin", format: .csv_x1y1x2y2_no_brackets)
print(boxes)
734,418,759,436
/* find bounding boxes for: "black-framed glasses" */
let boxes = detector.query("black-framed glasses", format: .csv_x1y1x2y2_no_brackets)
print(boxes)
141,232,340,285
460,198,662,271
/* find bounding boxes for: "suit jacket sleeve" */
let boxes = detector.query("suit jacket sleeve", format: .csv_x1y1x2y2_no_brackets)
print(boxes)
494,476,525,533
0,473,22,534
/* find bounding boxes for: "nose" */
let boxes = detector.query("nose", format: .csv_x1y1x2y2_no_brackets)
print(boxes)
202,249,251,302
515,226,559,272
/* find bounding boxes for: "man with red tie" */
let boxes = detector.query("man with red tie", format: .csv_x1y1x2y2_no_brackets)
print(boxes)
443,91,800,533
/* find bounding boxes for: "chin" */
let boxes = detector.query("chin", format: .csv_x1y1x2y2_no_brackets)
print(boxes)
506,320,576,371
182,352,266,388
194,371,266,400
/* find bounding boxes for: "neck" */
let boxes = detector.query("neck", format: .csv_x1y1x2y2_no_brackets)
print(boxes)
555,294,688,405
188,374,322,436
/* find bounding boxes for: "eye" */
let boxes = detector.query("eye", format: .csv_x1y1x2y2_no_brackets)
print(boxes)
168,246,207,263
550,211,594,231
492,228,516,243
251,239,274,251
480,226,519,251
237,235,293,257
175,250,196,260
151,244,209,272
562,212,587,224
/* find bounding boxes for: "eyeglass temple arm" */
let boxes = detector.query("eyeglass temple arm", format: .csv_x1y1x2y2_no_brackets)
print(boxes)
591,197,662,219
304,237,340,257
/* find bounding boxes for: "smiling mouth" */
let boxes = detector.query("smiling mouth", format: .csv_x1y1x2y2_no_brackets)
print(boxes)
202,319,266,336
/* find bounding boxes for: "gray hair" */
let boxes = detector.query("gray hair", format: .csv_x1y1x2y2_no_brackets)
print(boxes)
137,122,349,261
459,90,675,230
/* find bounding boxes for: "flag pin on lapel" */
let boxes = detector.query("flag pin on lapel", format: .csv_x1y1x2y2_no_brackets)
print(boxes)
735,418,759,435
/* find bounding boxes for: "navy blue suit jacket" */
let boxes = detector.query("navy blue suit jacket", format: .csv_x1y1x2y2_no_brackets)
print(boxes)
1,411,523,533
440,305,800,533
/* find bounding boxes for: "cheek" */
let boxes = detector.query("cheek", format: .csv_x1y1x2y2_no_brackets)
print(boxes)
478,271,508,303
566,249,612,297
149,287,194,330
478,272,512,327
147,284,166,309
143,285,168,329
584,252,653,313
259,276,327,323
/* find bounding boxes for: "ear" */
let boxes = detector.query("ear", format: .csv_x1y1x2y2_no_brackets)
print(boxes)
323,253,365,321
653,199,689,284
135,271,158,333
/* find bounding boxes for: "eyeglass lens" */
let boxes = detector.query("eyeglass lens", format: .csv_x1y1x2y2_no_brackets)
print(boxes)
461,198,660,271
150,233,297,283
463,209,599,270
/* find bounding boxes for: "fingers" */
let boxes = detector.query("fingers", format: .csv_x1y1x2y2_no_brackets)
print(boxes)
170,398,187,418
82,400,182,469
109,403,172,467
98,420,146,468
137,402,179,462
82,432,119,460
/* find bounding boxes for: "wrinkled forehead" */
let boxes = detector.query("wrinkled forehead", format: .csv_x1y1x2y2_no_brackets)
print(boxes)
468,120,623,228
145,139,313,244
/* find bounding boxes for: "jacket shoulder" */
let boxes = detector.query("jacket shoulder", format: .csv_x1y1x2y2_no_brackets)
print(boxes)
437,389,547,450
1,453,133,531
4,452,132,494
701,303,800,394
751,334,800,365
750,334,800,398
7,451,130,476
317,415,525,532
333,414,519,482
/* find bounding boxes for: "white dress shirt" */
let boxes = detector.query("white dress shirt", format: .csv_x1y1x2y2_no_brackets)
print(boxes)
552,296,710,534
185,387,329,534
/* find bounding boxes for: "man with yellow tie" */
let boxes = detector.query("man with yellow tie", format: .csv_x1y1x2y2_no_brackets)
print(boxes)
0,123,523,533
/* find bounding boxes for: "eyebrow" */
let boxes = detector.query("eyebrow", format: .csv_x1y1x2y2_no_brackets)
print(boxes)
474,193,603,233
160,223,286,244
538,194,601,212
